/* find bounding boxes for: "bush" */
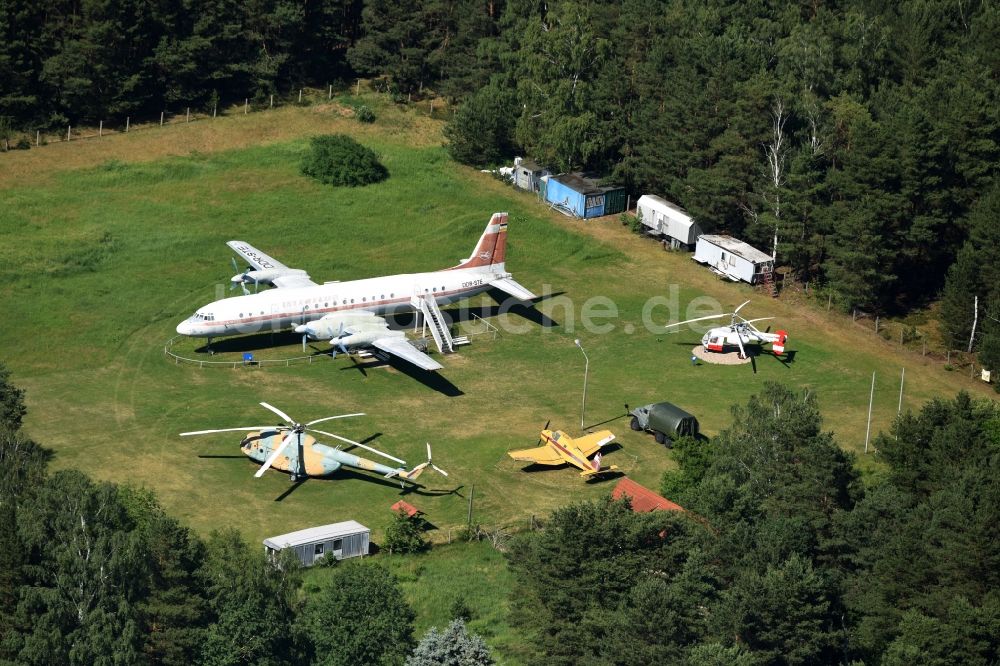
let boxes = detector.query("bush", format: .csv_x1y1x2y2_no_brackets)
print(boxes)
354,105,376,123
300,134,388,187
383,510,427,554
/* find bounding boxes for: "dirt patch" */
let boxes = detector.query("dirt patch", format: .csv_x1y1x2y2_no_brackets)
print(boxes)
692,345,752,365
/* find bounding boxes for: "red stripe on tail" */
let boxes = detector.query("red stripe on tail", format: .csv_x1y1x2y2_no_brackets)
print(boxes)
450,213,508,270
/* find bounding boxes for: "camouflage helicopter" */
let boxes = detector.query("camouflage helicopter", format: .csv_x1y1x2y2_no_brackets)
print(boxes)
181,402,447,486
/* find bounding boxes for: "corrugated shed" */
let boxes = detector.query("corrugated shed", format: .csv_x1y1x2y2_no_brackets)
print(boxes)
263,520,369,549
612,478,685,513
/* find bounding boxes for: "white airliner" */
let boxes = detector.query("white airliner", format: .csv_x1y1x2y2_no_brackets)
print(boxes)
176,212,536,371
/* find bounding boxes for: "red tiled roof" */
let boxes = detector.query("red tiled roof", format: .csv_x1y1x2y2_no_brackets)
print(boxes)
390,500,420,518
612,478,685,513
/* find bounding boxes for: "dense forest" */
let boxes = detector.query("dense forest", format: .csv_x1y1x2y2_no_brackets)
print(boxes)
3,364,998,664
2,0,999,344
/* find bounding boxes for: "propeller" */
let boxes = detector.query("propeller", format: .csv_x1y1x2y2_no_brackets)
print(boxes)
295,322,315,352
230,257,252,295
329,322,349,359
409,443,449,477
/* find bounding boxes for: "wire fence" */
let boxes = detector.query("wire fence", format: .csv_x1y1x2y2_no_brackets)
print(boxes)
163,335,334,369
1,81,456,152
776,280,993,385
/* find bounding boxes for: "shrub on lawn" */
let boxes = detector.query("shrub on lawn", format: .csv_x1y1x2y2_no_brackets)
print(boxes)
300,134,388,187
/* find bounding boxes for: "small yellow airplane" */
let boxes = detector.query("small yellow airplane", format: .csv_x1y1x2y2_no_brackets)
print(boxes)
508,426,618,478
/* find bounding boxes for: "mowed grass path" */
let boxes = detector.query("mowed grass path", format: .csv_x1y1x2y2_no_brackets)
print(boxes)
1,102,993,550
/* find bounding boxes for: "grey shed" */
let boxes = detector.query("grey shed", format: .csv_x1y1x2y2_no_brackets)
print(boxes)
263,520,370,566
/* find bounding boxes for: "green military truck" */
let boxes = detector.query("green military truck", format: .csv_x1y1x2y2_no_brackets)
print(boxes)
629,402,699,447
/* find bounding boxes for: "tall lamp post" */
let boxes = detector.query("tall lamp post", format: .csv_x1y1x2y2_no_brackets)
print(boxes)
574,339,589,430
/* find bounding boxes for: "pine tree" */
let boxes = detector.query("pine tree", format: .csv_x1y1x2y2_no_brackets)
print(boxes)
406,619,494,666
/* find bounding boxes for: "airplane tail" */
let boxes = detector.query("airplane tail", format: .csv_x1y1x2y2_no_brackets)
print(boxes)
451,212,508,271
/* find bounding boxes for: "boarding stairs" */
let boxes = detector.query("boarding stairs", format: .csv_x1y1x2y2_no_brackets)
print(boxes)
411,294,455,354
760,265,778,298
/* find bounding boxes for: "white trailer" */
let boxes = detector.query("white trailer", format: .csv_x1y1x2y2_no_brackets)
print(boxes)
694,235,774,284
264,520,369,566
636,194,703,248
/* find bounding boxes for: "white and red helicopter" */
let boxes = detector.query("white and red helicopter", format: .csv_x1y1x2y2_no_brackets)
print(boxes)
665,300,788,359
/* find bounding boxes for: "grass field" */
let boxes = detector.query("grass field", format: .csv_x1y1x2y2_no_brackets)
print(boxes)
1,96,994,661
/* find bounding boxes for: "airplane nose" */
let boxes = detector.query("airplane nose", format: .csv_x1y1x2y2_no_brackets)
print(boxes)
294,324,308,335
176,319,193,335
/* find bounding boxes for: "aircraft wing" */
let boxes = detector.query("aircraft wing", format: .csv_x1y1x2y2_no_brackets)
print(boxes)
271,274,319,288
227,240,292,271
227,240,318,288
571,430,616,457
370,337,444,371
507,445,564,465
490,276,537,301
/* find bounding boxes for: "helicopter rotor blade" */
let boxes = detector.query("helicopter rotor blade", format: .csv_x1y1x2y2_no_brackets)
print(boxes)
663,313,727,329
305,413,365,427
255,431,295,478
736,333,749,363
308,428,405,465
259,402,295,425
734,300,751,314
180,426,284,436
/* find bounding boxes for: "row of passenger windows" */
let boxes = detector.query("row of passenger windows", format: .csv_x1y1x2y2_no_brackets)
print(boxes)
235,287,452,318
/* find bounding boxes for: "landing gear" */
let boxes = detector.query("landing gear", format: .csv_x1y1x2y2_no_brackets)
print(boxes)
630,416,642,431
290,473,299,482
206,337,215,355
654,430,667,445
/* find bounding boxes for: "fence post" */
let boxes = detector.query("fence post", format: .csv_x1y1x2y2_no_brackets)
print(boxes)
186,107,190,122
430,100,434,116
35,130,39,146
99,120,103,137
853,308,857,321
244,98,248,114
298,89,302,103
67,125,71,141
213,104,217,118
356,79,360,95
827,292,832,311
875,316,879,334
126,116,130,132
269,94,273,108
160,111,164,126
328,84,332,99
